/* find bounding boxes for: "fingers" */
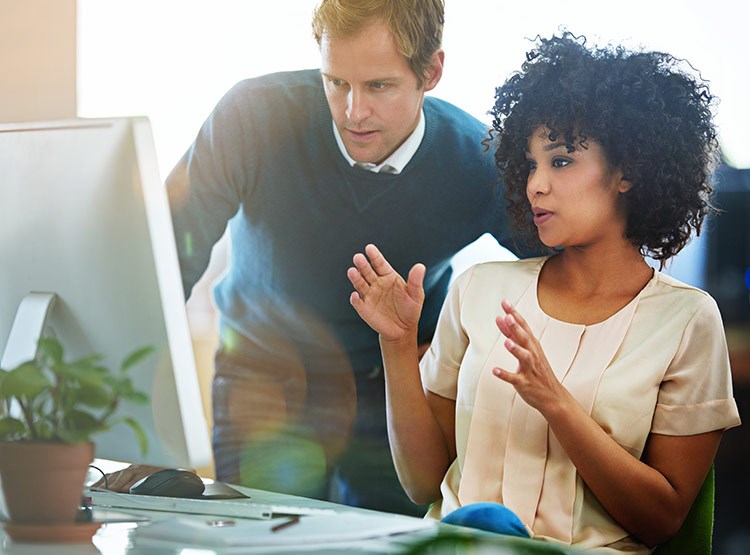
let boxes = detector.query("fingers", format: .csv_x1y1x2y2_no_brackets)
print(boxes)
349,244,424,290
349,290,364,312
349,244,393,287
352,252,378,285
496,300,533,347
347,265,369,295
493,366,518,385
495,300,536,371
496,313,531,350
348,245,425,307
364,244,396,276
406,263,426,298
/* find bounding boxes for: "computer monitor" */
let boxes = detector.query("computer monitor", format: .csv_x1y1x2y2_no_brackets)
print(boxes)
0,117,212,469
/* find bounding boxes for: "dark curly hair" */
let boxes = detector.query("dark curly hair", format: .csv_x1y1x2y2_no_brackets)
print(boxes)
490,32,719,264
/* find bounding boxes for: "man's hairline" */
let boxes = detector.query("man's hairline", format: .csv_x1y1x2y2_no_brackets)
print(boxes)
315,21,436,89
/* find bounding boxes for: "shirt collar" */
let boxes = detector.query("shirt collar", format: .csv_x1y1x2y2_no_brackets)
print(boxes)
332,109,425,174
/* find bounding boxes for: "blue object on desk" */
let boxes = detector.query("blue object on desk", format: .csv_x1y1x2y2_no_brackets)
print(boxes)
441,502,529,538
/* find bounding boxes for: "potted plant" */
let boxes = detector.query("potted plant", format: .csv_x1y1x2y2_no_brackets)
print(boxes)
0,337,151,541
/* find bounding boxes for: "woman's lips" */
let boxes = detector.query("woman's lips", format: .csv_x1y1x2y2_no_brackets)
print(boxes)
532,209,553,226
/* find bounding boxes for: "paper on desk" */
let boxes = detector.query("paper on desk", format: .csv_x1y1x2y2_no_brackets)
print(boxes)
134,511,435,547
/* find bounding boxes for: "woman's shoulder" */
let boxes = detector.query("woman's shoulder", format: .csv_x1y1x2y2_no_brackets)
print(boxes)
469,256,547,278
452,256,547,298
641,270,724,329
650,271,720,308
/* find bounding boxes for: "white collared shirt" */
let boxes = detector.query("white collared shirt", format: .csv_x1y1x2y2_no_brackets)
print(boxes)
332,109,425,174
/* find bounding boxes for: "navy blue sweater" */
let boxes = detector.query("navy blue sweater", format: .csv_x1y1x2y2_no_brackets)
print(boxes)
171,69,521,372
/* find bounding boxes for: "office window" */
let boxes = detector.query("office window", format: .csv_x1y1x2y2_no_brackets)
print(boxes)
78,0,749,276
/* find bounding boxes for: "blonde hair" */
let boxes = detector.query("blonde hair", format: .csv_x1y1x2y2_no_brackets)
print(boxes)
311,0,444,88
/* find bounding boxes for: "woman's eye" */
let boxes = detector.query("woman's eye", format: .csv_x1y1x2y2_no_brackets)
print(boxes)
552,158,570,168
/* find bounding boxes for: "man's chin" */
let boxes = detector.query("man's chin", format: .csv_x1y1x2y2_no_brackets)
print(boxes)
346,149,385,166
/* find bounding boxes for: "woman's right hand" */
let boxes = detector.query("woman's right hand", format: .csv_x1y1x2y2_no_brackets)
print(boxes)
347,244,425,342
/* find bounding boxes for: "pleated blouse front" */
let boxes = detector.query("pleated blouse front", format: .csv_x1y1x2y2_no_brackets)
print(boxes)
421,257,740,552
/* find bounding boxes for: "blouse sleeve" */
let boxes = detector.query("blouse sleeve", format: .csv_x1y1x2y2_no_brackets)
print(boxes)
652,293,741,435
419,267,475,400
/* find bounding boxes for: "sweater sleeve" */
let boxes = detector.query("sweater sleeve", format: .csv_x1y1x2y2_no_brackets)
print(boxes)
167,81,253,297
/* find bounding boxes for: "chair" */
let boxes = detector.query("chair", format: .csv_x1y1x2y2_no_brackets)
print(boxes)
653,465,715,555
402,467,716,554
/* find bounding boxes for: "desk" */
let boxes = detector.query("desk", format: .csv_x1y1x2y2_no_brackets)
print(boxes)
0,485,576,555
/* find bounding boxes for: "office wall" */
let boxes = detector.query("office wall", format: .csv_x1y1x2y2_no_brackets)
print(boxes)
0,0,76,122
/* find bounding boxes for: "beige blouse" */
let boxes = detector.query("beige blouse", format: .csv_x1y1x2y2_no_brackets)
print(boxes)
421,257,741,553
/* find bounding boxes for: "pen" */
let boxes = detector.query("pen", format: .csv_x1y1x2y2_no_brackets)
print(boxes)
271,516,300,533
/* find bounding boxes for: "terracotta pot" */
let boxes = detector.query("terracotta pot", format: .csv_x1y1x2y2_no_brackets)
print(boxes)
0,441,94,524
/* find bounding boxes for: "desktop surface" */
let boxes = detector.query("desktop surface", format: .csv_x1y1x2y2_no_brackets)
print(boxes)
0,484,579,555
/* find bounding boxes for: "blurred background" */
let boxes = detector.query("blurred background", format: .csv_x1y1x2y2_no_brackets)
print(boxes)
2,1,748,552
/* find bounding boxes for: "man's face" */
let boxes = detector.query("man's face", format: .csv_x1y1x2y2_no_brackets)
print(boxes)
320,22,442,165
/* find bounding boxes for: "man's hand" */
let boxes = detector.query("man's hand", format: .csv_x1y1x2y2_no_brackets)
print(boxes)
347,244,425,342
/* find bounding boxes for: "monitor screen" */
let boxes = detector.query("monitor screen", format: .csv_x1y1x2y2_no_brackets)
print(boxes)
0,117,212,469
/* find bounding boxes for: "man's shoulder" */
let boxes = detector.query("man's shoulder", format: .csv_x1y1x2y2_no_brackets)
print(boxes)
227,69,322,100
423,95,485,129
421,96,490,152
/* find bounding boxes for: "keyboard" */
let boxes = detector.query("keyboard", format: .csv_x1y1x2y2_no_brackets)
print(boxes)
86,489,337,520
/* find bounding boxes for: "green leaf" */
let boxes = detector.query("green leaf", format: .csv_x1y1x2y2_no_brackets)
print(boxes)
65,409,99,432
70,353,104,368
58,409,108,443
37,337,64,364
121,416,149,455
1,336,151,447
0,416,27,439
120,346,155,374
122,391,149,404
31,418,55,441
58,364,106,388
0,369,8,402
76,383,113,408
0,363,51,399
103,376,147,403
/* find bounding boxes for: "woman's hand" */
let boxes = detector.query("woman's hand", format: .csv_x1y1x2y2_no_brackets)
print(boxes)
493,299,567,413
347,244,425,342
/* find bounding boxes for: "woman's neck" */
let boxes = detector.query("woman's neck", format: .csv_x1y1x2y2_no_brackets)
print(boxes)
537,241,653,325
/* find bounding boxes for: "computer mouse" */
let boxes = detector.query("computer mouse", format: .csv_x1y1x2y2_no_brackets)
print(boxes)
129,468,206,498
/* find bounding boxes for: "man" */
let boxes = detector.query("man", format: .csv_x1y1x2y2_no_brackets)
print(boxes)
107,0,526,516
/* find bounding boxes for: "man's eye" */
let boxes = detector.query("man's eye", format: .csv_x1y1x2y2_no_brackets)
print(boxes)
371,82,387,90
329,78,344,87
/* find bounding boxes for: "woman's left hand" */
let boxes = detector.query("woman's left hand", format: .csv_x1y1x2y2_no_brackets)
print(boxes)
493,299,566,413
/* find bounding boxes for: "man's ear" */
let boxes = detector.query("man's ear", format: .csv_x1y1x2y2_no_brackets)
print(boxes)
422,49,444,92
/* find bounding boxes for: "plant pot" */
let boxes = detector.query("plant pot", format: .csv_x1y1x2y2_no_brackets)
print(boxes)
0,440,93,524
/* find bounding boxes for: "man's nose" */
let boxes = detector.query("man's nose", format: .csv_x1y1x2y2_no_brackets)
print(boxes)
346,89,371,123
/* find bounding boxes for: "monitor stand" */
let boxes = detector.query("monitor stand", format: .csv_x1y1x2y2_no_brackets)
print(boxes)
0,291,56,369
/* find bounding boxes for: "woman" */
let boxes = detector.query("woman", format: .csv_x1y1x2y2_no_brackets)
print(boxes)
346,33,741,552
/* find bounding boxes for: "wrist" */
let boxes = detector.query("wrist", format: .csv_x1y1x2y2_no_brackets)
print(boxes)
379,329,418,350
540,385,579,422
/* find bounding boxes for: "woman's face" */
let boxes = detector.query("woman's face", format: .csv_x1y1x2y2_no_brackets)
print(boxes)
525,126,631,250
